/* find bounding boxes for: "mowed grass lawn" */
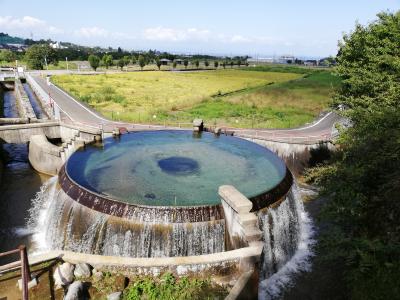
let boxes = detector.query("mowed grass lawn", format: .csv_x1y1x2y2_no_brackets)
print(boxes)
52,68,339,128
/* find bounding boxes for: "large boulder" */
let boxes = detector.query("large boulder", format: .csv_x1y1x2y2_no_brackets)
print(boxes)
64,281,89,300
53,262,75,288
73,263,92,278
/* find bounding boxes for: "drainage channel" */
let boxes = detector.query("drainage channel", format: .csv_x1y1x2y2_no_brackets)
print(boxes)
22,82,47,119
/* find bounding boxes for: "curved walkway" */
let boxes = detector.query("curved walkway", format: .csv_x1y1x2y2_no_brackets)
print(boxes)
30,74,340,144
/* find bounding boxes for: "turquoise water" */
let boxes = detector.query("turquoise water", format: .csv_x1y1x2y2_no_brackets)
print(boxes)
66,130,286,206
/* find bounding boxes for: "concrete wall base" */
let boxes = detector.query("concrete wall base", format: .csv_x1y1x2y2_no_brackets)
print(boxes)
29,134,63,176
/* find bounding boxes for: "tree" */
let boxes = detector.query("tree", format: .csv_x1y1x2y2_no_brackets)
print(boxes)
132,55,137,65
118,58,125,70
237,60,242,67
214,61,219,69
88,54,100,71
101,54,113,69
194,60,200,69
183,59,189,69
123,55,131,68
155,58,162,70
0,49,16,62
307,11,400,299
25,44,57,70
172,61,177,69
204,60,209,68
230,60,234,68
222,61,227,69
138,55,146,70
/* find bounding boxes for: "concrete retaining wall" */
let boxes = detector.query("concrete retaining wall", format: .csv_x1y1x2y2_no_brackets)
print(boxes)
244,137,334,175
0,122,60,143
29,134,63,175
0,122,100,144
28,244,263,277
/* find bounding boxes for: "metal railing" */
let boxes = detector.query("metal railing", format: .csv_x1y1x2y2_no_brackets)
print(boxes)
0,245,31,300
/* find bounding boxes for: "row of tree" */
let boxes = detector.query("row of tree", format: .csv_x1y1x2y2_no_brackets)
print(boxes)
87,53,249,71
0,43,249,71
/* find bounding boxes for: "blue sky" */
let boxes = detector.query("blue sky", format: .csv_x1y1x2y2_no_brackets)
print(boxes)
0,0,398,57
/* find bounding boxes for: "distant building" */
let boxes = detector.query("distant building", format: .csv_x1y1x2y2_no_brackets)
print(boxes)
248,57,274,63
160,58,171,65
0,43,26,52
304,60,318,66
277,55,295,64
50,41,67,49
174,59,184,65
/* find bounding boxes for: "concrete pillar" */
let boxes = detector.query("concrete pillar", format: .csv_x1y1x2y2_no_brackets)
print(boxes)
219,185,263,250
193,119,204,132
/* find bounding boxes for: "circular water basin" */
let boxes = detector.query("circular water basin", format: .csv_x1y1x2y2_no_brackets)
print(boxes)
65,130,287,207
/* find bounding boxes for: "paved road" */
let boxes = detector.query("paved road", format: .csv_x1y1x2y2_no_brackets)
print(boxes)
32,75,109,125
30,74,341,143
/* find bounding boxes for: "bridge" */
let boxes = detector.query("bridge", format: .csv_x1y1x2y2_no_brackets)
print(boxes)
0,67,25,82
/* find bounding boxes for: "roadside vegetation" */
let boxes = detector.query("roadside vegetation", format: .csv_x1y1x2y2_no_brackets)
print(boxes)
52,67,339,128
122,273,227,300
305,11,400,299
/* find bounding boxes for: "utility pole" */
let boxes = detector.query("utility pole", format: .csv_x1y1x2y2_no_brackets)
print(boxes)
44,56,48,70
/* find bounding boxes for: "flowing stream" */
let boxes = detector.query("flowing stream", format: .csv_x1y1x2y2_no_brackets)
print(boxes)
0,88,48,264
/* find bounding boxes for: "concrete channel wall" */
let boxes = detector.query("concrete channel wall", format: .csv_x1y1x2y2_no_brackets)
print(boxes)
0,122,61,143
14,79,37,121
27,123,101,175
28,245,263,277
0,121,101,175
29,134,63,175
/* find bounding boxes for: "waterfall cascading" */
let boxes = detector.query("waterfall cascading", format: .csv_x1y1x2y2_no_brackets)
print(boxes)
258,183,315,299
28,177,225,257
28,176,314,299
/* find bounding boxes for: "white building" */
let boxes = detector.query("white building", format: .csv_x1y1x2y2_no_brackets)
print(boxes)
50,41,66,49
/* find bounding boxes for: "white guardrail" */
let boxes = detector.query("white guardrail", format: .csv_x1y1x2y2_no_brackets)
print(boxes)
25,73,61,120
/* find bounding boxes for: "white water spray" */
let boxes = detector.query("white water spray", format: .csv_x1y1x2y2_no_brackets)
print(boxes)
27,176,58,253
258,183,315,299
27,177,315,299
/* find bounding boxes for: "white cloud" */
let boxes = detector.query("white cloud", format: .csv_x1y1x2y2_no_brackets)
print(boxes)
142,26,288,47
143,27,211,42
0,15,63,34
74,26,109,38
230,35,251,43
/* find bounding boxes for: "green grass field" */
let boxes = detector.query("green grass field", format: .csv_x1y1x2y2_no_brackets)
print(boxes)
52,67,340,128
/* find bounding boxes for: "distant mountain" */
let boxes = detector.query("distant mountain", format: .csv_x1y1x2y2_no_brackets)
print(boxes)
0,33,25,45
